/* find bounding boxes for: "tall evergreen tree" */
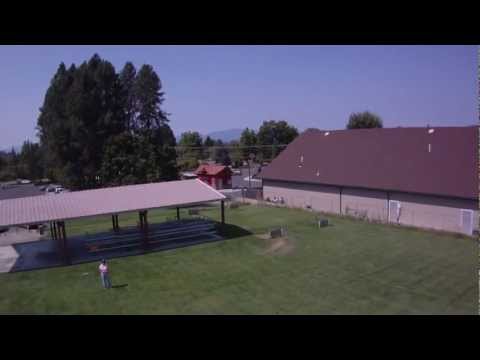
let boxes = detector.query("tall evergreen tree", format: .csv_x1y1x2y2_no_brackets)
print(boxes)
203,136,215,148
228,140,243,168
18,141,44,180
8,148,19,180
37,62,76,183
0,154,5,174
119,62,137,132
239,128,258,160
37,54,126,189
100,133,139,186
130,64,177,182
135,64,168,129
37,55,178,188
212,139,231,166
203,136,215,160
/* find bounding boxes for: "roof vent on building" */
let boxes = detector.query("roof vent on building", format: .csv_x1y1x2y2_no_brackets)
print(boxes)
324,132,330,136
428,143,431,153
316,169,320,176
300,155,304,163
428,128,435,134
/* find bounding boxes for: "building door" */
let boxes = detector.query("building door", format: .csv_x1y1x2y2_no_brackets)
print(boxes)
460,209,473,235
388,200,401,223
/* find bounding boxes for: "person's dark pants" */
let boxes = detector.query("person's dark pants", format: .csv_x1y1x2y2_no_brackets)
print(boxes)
101,273,112,288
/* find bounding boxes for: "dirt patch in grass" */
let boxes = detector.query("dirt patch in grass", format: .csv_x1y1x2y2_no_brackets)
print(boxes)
256,234,295,256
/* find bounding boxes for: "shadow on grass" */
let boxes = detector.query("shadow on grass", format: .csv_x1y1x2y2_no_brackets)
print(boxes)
216,222,253,240
112,284,128,289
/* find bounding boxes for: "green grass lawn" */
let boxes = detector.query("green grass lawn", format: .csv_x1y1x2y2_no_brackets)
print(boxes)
0,204,477,314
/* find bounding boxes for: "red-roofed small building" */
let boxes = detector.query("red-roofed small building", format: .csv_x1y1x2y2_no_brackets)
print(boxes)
195,164,232,190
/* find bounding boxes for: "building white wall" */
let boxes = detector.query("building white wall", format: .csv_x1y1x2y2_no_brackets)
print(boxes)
263,180,340,213
341,188,388,222
263,179,478,235
389,192,478,235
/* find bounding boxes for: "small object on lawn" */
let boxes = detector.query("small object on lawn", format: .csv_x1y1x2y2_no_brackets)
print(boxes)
318,219,329,228
270,228,283,239
81,272,89,276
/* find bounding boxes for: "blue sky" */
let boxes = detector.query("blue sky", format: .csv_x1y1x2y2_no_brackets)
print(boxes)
0,45,477,148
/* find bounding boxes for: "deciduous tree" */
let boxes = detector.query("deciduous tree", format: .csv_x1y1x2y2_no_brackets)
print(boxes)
177,131,204,170
257,120,298,160
346,111,383,129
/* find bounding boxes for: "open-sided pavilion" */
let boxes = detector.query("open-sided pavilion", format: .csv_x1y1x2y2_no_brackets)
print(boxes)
0,179,226,265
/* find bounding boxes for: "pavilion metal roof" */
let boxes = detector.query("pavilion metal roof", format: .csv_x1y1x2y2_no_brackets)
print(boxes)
0,179,226,227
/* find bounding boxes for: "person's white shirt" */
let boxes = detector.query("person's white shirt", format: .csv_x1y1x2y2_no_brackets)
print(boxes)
99,263,108,274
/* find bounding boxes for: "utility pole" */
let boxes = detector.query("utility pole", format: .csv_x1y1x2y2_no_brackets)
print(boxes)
248,153,255,189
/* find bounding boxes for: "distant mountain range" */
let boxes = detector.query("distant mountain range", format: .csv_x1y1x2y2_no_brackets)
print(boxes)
205,129,243,142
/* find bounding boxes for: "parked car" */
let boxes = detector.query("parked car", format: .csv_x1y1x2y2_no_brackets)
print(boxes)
45,185,65,194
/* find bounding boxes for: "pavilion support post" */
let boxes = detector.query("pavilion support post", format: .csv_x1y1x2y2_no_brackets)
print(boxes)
61,221,69,265
176,207,180,221
53,222,58,241
56,221,69,265
139,211,143,246
144,211,149,241
112,214,119,232
221,200,225,225
140,211,149,251
54,222,60,257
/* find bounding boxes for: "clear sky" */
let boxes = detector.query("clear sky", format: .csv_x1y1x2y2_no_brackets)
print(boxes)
0,45,477,148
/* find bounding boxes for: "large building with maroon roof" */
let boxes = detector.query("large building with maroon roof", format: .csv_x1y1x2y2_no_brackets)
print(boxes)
259,126,478,235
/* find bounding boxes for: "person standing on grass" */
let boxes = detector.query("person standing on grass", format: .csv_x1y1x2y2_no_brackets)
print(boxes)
99,259,112,289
